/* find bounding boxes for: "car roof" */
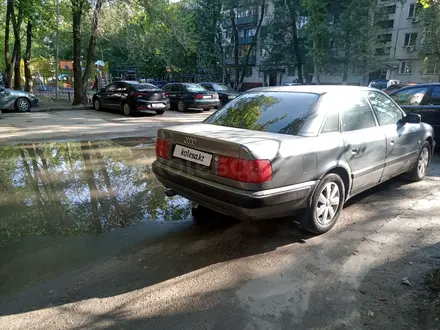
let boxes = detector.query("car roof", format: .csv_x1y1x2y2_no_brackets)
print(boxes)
248,85,379,95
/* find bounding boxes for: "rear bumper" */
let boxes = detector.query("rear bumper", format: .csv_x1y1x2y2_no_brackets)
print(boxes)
152,160,317,220
187,99,220,109
135,100,169,112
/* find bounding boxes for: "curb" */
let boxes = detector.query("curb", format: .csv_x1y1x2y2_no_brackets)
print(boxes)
32,105,93,112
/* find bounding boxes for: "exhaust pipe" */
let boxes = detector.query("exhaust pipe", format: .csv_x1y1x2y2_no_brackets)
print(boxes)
164,188,177,197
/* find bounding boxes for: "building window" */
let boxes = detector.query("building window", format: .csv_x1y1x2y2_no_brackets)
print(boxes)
244,29,256,37
408,3,415,18
385,5,396,14
426,63,438,75
237,7,256,18
375,47,391,56
378,33,392,43
379,20,394,29
404,33,417,46
399,61,413,74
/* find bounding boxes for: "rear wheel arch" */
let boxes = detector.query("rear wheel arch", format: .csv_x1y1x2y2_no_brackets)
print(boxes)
322,166,351,200
426,136,434,149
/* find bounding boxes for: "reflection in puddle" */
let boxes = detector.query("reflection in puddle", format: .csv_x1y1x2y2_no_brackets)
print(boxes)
0,138,191,241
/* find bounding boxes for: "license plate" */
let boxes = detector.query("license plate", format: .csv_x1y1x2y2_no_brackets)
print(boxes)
203,95,211,99
150,103,166,108
173,145,212,166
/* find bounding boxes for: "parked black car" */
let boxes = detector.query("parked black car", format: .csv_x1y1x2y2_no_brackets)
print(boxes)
92,81,169,116
162,83,220,112
389,83,440,138
199,82,240,107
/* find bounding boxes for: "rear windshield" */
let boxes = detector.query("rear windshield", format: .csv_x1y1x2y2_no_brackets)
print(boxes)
184,84,206,92
203,92,318,135
133,84,159,91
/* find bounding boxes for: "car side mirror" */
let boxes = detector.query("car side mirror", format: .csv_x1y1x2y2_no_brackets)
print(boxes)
404,113,421,124
100,88,106,92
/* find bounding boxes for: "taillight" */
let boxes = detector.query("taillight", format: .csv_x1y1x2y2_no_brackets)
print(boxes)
217,156,272,183
156,138,169,159
212,93,218,99
193,94,204,99
163,92,168,98
132,92,144,98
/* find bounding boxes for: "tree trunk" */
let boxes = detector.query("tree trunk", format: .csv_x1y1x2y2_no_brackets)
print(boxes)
13,42,21,90
238,1,266,89
286,0,303,83
92,142,125,227
3,0,13,88
80,142,101,233
19,148,43,207
12,1,23,90
24,21,32,92
72,0,83,105
230,8,239,90
81,0,103,104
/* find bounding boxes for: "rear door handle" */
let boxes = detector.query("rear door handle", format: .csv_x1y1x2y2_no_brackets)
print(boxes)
390,140,395,145
352,147,359,154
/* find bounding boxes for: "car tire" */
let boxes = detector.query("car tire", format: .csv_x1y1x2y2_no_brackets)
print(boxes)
297,173,345,235
93,99,101,111
409,141,431,182
156,110,165,115
122,102,132,116
177,100,186,112
15,98,31,112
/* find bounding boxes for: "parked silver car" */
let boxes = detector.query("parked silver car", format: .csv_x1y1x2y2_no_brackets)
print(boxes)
0,87,39,112
152,86,435,234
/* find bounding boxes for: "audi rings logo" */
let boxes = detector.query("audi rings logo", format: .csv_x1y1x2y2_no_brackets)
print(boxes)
183,137,197,146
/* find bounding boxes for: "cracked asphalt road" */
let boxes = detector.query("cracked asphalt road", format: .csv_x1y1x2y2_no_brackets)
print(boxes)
1,138,439,329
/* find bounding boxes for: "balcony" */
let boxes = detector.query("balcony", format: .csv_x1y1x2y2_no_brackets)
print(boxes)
236,15,258,26
225,56,256,66
239,36,255,45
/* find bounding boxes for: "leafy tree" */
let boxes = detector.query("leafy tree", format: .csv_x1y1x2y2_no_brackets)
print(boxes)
262,0,309,83
419,0,440,80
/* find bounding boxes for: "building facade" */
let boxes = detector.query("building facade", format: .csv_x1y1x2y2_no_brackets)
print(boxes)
222,0,437,88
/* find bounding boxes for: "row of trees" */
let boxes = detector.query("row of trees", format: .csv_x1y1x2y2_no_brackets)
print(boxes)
1,0,438,99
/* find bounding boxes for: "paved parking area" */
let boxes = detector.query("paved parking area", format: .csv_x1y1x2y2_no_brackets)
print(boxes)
0,109,212,145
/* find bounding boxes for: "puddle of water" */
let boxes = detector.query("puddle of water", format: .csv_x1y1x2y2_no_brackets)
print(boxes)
0,137,192,242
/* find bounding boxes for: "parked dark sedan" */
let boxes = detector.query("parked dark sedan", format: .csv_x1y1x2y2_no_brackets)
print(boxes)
389,83,440,138
92,81,169,116
199,82,240,107
162,83,220,112
153,86,435,234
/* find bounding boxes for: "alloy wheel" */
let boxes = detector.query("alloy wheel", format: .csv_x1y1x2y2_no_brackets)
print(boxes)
17,98,30,112
123,103,131,115
94,100,100,110
418,146,429,176
316,182,340,226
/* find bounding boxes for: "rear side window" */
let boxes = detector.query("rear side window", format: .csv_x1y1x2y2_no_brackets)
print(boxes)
340,95,377,132
321,112,339,133
204,92,319,135
429,86,440,105
170,84,181,92
390,86,428,105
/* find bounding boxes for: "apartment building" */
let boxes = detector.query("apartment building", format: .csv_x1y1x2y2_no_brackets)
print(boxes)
222,0,436,88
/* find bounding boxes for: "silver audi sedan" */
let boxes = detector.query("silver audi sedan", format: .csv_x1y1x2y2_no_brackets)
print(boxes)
0,86,39,112
152,86,435,234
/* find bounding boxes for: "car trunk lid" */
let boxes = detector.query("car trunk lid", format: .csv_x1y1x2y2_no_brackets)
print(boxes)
156,123,302,189
134,90,167,101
